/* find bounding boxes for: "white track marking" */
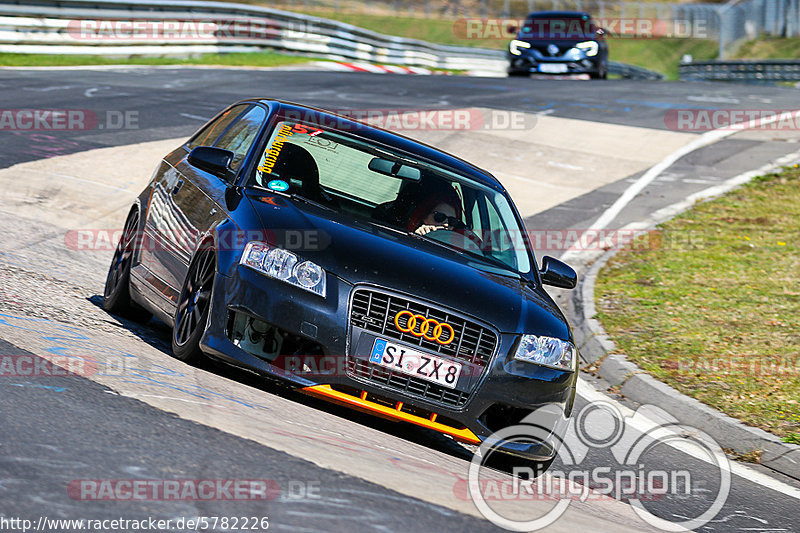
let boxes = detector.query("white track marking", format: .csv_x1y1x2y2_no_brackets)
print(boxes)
569,148,800,500
562,147,800,265
84,86,106,98
547,161,584,171
687,95,740,103
638,148,800,226
588,110,800,233
179,113,211,122
576,380,800,500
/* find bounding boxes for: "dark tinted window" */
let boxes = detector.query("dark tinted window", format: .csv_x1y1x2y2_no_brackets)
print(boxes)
214,106,267,171
188,104,250,150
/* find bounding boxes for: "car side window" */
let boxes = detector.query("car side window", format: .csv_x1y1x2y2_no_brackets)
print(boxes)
187,105,250,151
214,106,267,172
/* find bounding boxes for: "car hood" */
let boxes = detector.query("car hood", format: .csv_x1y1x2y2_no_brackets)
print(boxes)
245,193,570,338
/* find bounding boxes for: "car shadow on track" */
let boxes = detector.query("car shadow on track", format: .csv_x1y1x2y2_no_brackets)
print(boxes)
89,294,477,466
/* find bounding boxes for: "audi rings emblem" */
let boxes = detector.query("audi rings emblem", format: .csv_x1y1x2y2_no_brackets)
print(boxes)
394,310,455,345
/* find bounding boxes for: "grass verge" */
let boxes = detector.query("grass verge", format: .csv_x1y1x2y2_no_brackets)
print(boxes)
0,51,310,68
734,37,800,60
595,166,800,438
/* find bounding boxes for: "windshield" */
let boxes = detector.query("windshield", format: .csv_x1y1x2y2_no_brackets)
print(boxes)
249,118,532,275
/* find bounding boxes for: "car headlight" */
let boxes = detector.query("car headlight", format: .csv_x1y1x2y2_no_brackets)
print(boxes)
514,335,576,371
240,241,326,297
575,41,599,57
509,39,531,56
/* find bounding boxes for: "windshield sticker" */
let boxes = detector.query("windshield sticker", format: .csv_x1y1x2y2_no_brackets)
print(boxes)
258,123,295,174
258,123,327,174
291,123,324,136
304,135,339,152
267,179,289,192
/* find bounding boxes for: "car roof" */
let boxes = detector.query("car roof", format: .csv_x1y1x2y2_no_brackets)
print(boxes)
525,11,592,18
240,99,505,192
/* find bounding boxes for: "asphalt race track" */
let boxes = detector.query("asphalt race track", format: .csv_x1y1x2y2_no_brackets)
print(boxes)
1,66,800,532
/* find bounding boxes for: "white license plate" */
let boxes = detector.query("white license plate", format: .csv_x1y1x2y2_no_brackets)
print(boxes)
538,63,568,73
369,339,462,389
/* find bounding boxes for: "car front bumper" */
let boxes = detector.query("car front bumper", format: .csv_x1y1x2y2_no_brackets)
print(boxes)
200,263,577,461
507,53,602,76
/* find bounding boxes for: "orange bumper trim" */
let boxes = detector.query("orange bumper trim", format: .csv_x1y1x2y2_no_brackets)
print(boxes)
302,385,481,445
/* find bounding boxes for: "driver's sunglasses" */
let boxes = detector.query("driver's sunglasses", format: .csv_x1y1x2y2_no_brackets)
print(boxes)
432,211,456,225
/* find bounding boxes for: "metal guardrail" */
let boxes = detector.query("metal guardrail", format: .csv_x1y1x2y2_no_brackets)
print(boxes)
679,59,800,82
0,0,665,79
0,0,505,71
609,60,664,80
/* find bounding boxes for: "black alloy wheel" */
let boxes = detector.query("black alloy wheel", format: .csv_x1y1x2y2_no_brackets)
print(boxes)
103,208,152,322
172,246,216,363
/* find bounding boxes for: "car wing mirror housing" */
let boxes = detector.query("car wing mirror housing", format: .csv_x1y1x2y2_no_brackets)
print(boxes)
188,146,234,178
539,256,578,289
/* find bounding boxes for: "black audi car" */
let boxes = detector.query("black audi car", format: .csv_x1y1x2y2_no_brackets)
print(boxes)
104,99,579,466
507,11,609,78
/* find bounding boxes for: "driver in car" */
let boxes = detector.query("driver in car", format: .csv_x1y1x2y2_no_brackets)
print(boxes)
407,189,462,236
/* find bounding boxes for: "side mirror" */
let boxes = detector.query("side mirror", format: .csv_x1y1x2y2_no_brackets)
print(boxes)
507,25,518,34
596,28,606,38
539,256,577,289
188,146,234,178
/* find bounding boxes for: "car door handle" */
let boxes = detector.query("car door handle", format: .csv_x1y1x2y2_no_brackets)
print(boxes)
172,180,184,195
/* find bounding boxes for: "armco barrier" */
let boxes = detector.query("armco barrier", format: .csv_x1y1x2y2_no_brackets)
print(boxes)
0,0,663,80
680,59,800,82
609,60,665,80
0,0,510,71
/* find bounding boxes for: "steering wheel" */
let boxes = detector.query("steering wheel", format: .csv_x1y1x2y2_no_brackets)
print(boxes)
454,227,483,248
447,219,483,248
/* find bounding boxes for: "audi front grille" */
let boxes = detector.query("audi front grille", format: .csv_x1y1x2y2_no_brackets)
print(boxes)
347,287,499,408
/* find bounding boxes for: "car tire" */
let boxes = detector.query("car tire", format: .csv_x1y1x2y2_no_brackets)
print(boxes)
103,208,152,323
590,61,608,79
171,244,216,364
